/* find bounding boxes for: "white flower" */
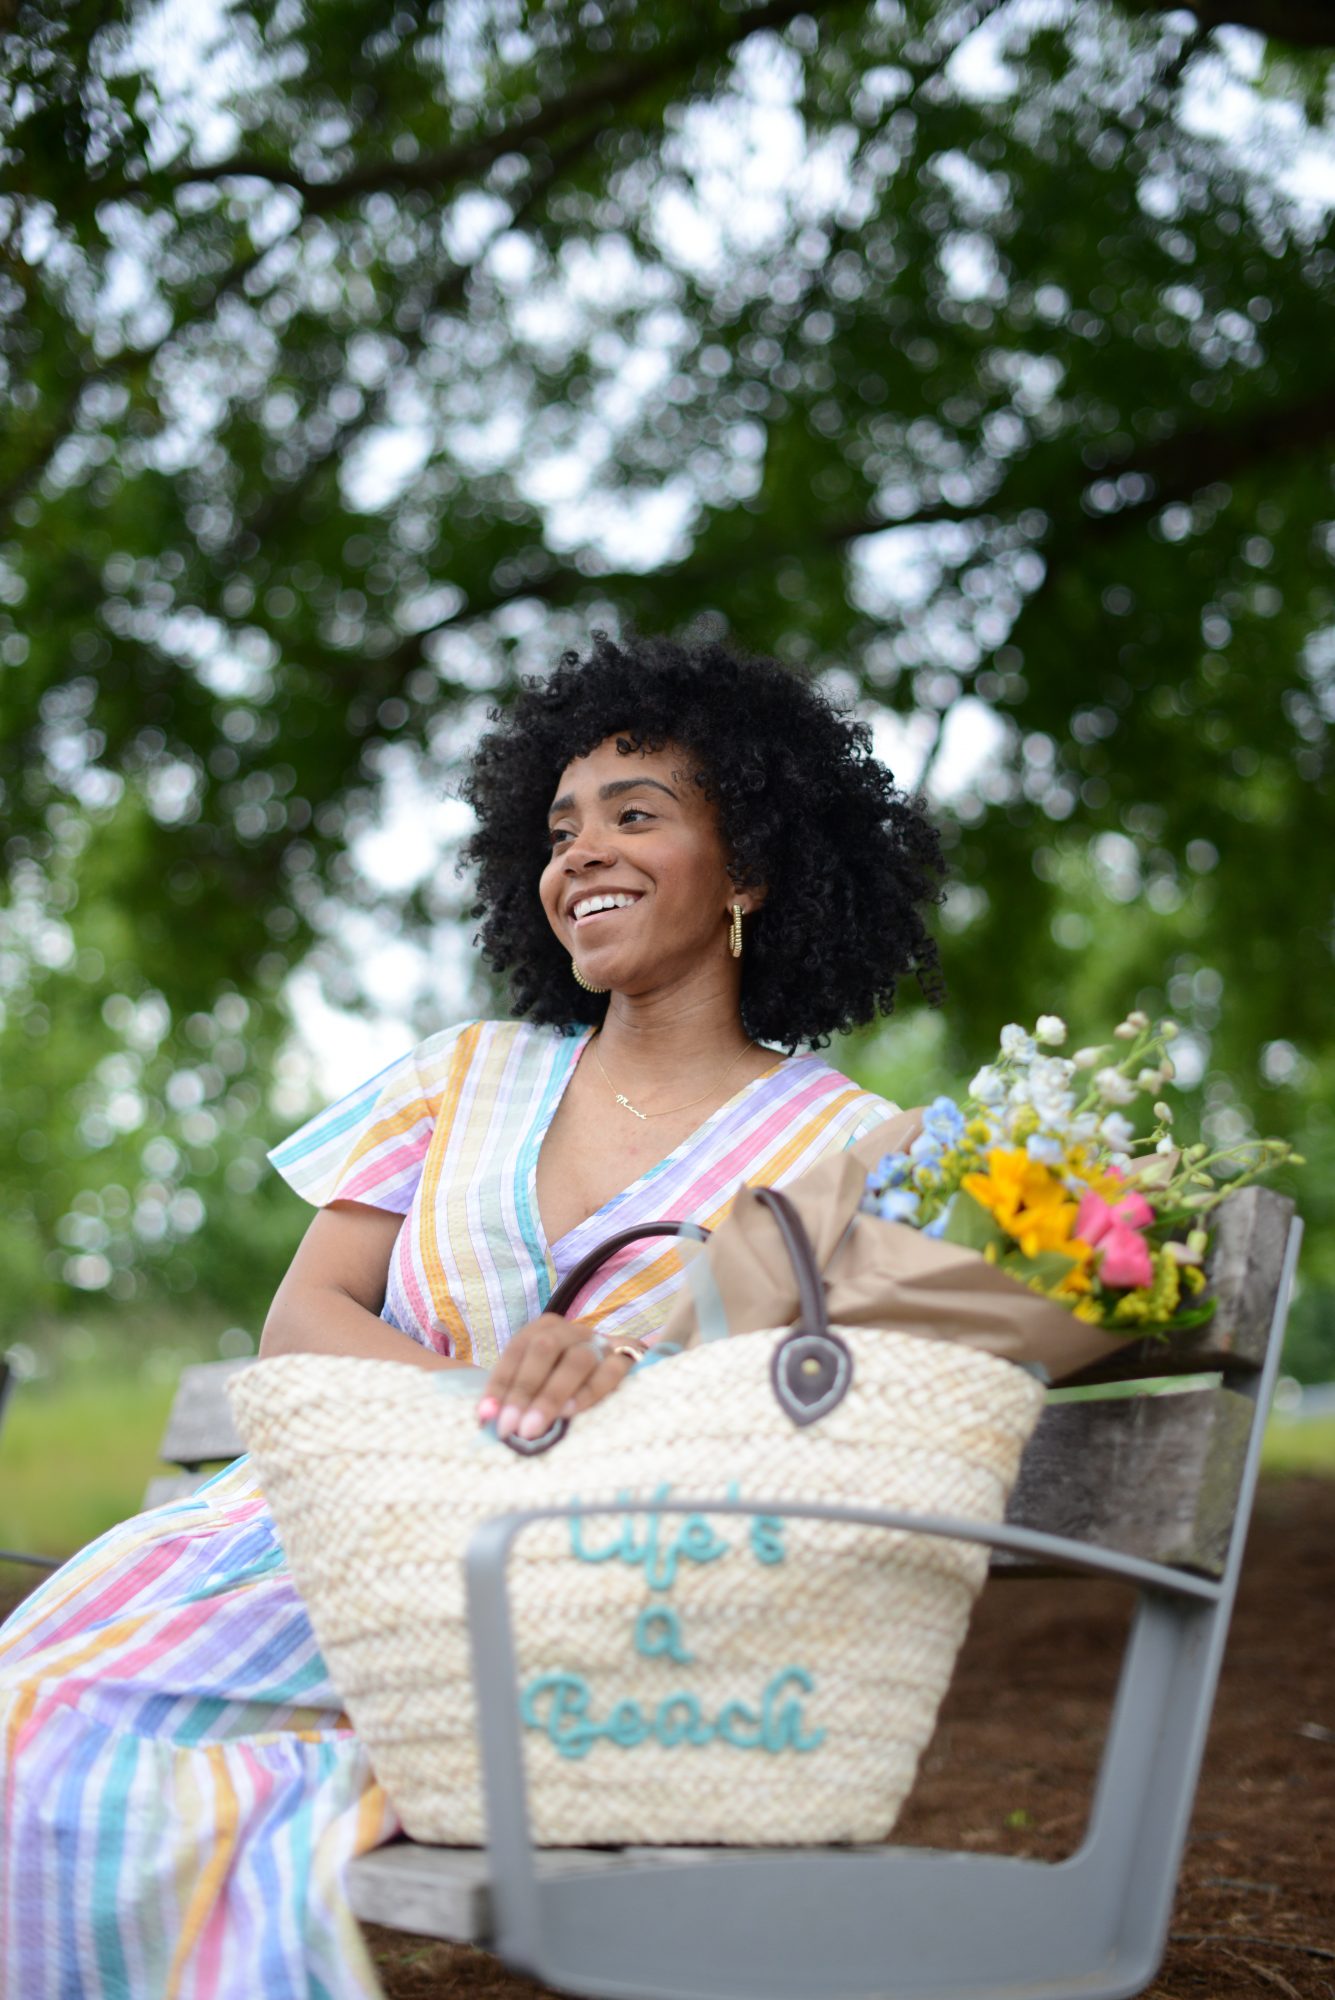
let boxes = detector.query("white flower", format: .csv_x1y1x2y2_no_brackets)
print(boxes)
1030,1087,1075,1127
969,1065,1007,1105
1035,1014,1067,1046
1026,1133,1064,1164
1153,1101,1174,1124
1031,1056,1076,1088
1094,1067,1137,1106
999,1023,1037,1062
1069,1112,1100,1141
1073,1046,1104,1070
1161,1020,1180,1040
1155,1136,1176,1154
1099,1113,1135,1150
1113,1022,1138,1041
1164,1240,1202,1266
1137,1068,1167,1091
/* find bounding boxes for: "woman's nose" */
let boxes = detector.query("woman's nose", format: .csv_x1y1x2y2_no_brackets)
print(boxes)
563,826,617,870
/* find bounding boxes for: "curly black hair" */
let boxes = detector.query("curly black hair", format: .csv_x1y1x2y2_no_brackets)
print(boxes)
460,630,946,1050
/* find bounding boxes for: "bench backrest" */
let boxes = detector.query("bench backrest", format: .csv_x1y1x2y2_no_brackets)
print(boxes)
149,1185,1297,1574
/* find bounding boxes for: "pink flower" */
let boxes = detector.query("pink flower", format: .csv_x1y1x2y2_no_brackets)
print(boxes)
1098,1225,1154,1290
1074,1191,1116,1246
1113,1189,1155,1231
1075,1187,1157,1290
1074,1188,1155,1248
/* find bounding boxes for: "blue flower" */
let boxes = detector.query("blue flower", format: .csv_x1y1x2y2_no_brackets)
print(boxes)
876,1188,921,1224
1026,1133,1064,1165
922,1095,966,1146
866,1150,911,1195
922,1198,955,1239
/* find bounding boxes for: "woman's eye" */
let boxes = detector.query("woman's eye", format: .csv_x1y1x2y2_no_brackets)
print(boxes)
546,808,650,848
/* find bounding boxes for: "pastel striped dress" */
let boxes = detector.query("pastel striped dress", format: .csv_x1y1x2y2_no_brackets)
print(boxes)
0,1020,893,1999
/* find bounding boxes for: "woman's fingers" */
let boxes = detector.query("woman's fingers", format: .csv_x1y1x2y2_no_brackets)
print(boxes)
508,1341,602,1440
479,1314,617,1438
562,1352,636,1418
478,1312,568,1418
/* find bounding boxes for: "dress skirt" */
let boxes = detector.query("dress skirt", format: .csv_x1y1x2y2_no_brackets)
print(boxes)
0,1460,397,2000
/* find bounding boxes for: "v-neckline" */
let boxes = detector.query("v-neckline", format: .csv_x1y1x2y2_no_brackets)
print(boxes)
530,1028,794,1267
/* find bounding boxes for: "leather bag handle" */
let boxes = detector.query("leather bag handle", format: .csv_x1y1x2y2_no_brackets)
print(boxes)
546,1220,706,1320
502,1221,707,1454
504,1192,851,1454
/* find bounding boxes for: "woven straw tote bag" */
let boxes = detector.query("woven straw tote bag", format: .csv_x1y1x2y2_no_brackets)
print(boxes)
229,1190,1045,1847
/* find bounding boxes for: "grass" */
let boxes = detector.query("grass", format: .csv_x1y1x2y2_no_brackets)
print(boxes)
1259,1413,1335,1476
2,1365,1331,1577
0,1371,177,1565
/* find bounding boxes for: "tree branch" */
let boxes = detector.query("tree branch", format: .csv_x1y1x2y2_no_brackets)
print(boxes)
1118,0,1335,50
380,386,1335,679
0,241,272,522
2,0,857,532
1074,386,1335,535
230,128,602,555
111,0,857,210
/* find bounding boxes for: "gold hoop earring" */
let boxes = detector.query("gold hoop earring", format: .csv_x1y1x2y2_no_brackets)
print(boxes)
571,959,608,994
728,904,744,960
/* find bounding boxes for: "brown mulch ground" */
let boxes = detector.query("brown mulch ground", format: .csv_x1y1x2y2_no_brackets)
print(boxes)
5,1477,1333,1998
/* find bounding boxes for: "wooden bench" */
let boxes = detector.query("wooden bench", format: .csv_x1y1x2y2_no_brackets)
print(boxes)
144,1185,1300,2000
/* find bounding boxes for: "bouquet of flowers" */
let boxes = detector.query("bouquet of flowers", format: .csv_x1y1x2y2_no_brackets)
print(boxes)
860,1011,1298,1341
660,1008,1297,1380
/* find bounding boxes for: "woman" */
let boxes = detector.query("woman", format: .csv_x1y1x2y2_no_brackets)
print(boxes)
0,630,945,1998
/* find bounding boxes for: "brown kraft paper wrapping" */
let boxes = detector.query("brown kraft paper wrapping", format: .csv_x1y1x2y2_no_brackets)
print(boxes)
661,1110,1130,1383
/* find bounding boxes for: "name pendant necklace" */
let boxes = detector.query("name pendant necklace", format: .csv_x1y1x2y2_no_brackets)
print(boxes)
591,1036,757,1121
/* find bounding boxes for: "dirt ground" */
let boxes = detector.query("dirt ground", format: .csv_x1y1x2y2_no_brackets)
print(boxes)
360,1475,1335,2000
5,1476,1332,1999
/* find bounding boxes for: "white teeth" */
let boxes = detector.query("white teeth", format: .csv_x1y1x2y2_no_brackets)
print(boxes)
572,893,639,921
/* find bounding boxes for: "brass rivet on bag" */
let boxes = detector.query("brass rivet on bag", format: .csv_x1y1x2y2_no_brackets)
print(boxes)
771,1328,853,1427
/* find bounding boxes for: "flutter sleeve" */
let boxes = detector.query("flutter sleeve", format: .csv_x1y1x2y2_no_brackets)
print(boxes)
267,1023,475,1215
846,1091,902,1145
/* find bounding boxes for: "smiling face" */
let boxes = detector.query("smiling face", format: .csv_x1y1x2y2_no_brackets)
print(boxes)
539,736,755,996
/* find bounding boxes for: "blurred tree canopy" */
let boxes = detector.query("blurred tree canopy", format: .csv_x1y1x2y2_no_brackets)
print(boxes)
1,0,1332,1367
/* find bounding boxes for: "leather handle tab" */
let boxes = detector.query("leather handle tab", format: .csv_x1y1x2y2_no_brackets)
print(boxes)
751,1186,830,1337
546,1220,708,1320
752,1186,853,1426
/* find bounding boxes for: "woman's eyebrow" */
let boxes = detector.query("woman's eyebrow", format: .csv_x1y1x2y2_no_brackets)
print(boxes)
547,777,678,819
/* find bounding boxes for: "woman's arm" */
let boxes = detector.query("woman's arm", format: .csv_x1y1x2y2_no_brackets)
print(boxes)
260,1199,468,1371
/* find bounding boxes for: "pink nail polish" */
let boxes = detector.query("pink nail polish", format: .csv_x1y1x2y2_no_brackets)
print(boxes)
497,1405,520,1439
477,1397,499,1423
518,1408,549,1441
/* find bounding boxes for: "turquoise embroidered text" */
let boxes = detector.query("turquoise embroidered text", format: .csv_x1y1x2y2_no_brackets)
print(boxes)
521,1668,826,1760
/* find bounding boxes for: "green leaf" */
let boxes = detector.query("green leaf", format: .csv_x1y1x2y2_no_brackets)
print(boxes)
941,1190,1007,1254
1003,1249,1083,1287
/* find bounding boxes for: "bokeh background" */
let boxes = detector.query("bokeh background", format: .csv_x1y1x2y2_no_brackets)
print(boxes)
2,0,1332,1559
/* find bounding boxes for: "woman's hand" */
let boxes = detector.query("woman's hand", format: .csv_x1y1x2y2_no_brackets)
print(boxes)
478,1314,637,1441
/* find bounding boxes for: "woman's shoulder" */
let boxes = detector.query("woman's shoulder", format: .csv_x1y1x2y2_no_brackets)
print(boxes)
762,1047,899,1144
408,1017,578,1072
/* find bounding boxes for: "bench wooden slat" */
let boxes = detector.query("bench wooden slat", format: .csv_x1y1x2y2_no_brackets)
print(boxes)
143,1472,213,1509
157,1358,249,1466
1005,1384,1253,1576
1059,1185,1294,1384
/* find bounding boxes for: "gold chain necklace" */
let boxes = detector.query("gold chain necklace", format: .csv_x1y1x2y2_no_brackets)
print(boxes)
591,1036,758,1121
